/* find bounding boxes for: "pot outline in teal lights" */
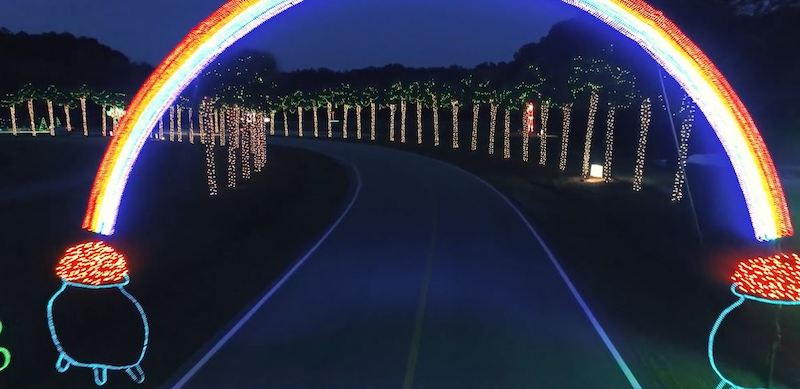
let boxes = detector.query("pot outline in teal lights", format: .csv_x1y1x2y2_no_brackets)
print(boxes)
46,275,149,386
708,284,800,389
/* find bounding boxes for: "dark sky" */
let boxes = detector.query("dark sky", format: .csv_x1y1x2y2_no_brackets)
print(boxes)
0,0,578,70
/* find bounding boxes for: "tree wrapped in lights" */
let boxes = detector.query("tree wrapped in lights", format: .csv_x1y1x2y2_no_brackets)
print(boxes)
92,90,111,138
448,79,468,149
200,98,219,195
424,81,442,147
73,85,92,137
364,87,378,141
1,93,21,136
278,95,291,137
43,86,60,136
226,105,239,188
671,95,697,202
55,91,77,134
407,82,424,145
319,89,336,138
558,103,573,172
337,84,354,139
569,56,607,178
469,80,490,152
288,91,305,138
601,64,638,182
632,98,652,191
487,90,500,156
308,94,322,138
18,84,38,137
168,106,176,142
388,83,405,142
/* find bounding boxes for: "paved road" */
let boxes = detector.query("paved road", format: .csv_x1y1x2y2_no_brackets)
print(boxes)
172,138,637,389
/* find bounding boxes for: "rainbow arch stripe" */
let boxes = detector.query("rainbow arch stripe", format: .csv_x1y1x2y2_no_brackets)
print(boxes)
84,0,793,241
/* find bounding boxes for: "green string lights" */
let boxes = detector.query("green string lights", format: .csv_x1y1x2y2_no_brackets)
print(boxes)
0,320,9,373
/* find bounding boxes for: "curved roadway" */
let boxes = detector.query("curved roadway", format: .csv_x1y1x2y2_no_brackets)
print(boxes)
171,138,638,389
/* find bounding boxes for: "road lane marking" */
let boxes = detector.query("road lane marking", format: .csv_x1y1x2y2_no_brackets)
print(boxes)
171,164,363,389
402,185,439,389
448,165,642,389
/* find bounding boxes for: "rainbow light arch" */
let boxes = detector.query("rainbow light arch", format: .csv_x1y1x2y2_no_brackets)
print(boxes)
83,0,793,241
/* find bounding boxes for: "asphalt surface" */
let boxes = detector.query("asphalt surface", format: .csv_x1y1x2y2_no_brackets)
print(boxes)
172,138,636,389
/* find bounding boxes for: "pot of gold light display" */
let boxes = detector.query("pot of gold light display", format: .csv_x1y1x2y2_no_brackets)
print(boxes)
708,253,800,389
47,242,148,386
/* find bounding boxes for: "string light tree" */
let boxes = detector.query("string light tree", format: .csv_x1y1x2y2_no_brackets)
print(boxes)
278,94,291,137
338,83,354,140
498,88,519,160
448,80,467,149
671,95,697,202
516,66,546,164
601,64,638,183
568,56,606,178
558,102,574,172
424,81,442,147
400,82,411,144
709,253,800,389
487,88,500,156
0,93,21,136
43,86,60,136
364,87,378,142
632,98,652,191
466,78,488,152
388,82,405,143
407,82,423,145
309,92,322,138
74,85,92,137
57,91,77,134
289,91,306,138
46,242,148,386
353,87,367,141
16,84,38,137
200,97,219,195
319,88,335,138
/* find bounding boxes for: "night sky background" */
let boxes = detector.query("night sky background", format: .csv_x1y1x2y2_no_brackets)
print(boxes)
0,0,578,70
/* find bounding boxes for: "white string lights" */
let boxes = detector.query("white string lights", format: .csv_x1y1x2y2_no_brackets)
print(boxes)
28,99,36,137
559,103,573,172
602,105,616,182
227,106,239,188
269,110,276,137
9,104,17,136
241,108,252,180
188,107,195,144
200,99,218,196
80,97,88,137
432,95,440,147
219,107,227,146
633,98,652,191
64,104,72,133
671,98,696,202
100,103,107,137
282,110,289,137
502,108,511,159
297,106,304,137
539,100,551,166
177,106,183,142
451,100,460,149
581,90,600,178
312,106,319,138
416,101,423,145
342,104,350,139
471,103,479,151
356,104,363,140
370,102,377,141
400,100,407,144
47,99,55,136
522,106,530,163
488,100,498,155
169,106,175,142
326,102,333,138
389,104,397,142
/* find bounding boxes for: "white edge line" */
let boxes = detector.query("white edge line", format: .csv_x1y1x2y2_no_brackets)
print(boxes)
171,164,363,389
450,165,643,389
